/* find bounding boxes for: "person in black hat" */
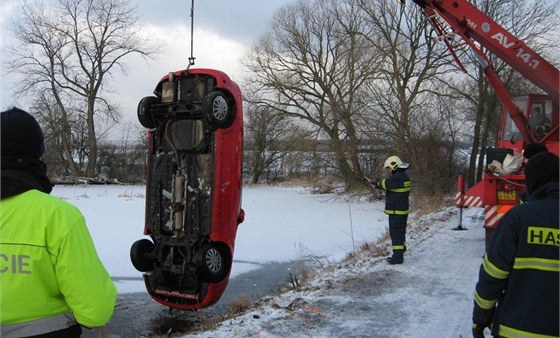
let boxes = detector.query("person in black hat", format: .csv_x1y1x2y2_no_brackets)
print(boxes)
518,143,549,203
523,143,547,160
0,108,116,337
1,107,52,198
472,151,559,338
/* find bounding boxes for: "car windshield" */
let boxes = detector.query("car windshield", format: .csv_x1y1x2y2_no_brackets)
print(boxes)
502,97,554,141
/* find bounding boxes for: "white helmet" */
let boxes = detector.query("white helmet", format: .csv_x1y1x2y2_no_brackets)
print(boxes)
384,156,402,170
384,155,410,170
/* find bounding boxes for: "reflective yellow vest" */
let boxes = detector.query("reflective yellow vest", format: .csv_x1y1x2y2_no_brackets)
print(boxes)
0,189,116,331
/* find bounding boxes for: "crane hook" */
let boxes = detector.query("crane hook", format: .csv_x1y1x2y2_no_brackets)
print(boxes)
187,0,196,69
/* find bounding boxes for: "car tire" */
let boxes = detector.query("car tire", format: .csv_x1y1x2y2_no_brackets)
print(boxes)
137,96,159,129
196,243,229,283
130,239,155,272
202,91,235,129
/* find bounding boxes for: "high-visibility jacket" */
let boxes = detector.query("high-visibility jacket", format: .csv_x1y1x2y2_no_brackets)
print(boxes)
377,169,411,215
473,182,559,337
0,189,116,336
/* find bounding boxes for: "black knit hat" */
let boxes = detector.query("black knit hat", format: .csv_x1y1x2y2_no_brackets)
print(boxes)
525,151,559,196
1,107,45,159
523,143,547,159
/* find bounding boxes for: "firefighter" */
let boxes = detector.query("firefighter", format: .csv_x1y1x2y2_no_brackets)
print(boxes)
519,143,548,204
373,155,411,265
472,151,559,338
528,107,551,136
0,108,117,337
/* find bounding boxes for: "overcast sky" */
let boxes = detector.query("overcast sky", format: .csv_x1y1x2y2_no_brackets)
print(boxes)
0,0,292,136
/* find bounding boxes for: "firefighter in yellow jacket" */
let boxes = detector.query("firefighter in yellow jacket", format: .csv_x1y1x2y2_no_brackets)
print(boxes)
0,108,117,337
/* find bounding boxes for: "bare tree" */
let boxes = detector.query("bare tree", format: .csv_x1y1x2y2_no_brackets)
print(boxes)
5,0,157,178
243,0,385,190
244,101,312,184
242,0,557,196
357,0,455,161
30,92,80,176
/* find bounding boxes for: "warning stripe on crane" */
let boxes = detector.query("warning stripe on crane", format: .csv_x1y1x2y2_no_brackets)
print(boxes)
484,205,515,229
455,192,483,208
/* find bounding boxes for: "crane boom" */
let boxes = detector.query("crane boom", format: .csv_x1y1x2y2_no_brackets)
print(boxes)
411,0,559,100
409,0,559,145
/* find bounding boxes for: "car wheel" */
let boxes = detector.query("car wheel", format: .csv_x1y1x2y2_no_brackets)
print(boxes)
130,239,155,272
202,91,235,129
196,243,228,283
137,96,159,129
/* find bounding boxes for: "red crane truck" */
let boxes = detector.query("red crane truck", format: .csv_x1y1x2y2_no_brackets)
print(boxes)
407,0,559,246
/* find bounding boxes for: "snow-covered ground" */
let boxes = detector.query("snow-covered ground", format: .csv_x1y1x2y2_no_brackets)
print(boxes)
52,184,389,294
186,206,486,338
52,184,486,337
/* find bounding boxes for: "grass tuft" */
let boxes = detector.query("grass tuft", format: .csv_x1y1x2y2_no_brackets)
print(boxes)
226,295,253,317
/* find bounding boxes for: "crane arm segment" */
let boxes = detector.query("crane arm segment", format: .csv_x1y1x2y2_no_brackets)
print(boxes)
409,0,559,144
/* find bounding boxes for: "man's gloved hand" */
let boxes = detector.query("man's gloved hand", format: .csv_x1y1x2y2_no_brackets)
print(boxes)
472,323,486,338
373,178,383,189
472,303,493,338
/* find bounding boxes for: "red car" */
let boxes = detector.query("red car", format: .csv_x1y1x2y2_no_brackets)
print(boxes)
130,68,244,310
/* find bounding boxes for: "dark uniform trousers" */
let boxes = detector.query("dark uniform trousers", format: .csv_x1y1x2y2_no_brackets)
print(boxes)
389,214,407,258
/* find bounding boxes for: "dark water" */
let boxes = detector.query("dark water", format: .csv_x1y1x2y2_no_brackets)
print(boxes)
83,260,308,337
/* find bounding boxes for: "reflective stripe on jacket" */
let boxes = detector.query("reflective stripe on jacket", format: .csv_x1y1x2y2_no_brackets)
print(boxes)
0,189,116,331
378,169,411,215
474,182,559,337
1,313,77,338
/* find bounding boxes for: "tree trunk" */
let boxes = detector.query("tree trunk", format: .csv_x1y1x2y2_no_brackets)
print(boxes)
85,102,97,178
468,68,486,187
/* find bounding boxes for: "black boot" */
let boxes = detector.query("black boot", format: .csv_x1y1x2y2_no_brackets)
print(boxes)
387,255,403,265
